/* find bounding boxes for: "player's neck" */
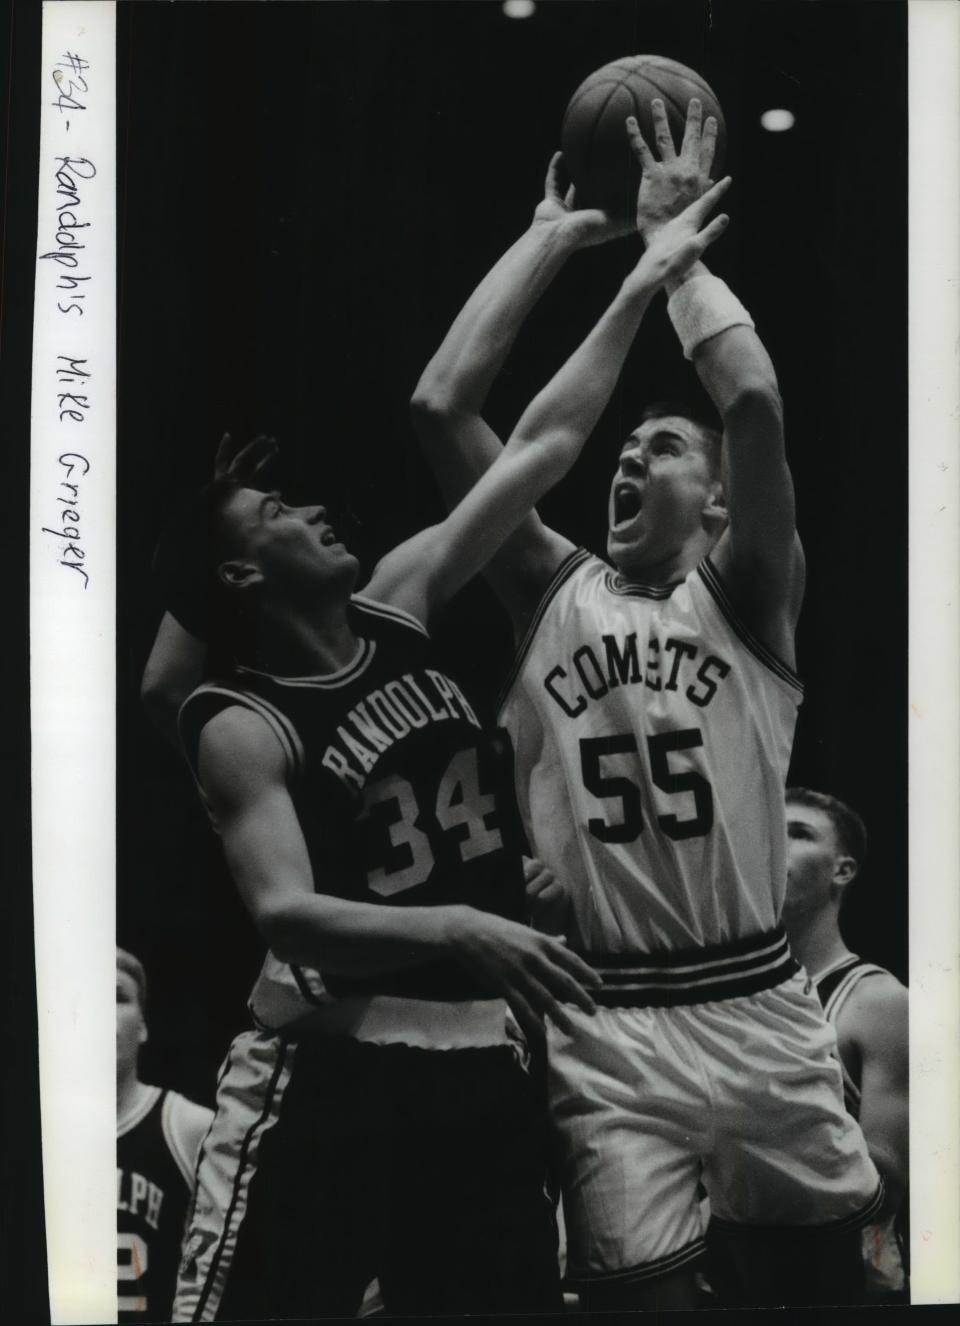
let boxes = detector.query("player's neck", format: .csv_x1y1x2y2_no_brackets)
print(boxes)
250,600,359,677
117,1073,152,1123
785,907,851,980
613,531,712,587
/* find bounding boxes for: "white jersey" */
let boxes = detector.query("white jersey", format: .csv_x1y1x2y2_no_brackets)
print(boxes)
499,550,803,953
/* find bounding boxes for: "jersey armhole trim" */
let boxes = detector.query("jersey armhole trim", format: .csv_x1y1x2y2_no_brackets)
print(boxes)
698,556,803,694
162,1092,203,1188
180,685,305,788
351,592,430,638
823,962,893,1023
496,547,592,714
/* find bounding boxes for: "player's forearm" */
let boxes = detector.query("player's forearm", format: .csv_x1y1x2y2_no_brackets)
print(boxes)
692,324,781,422
860,1108,909,1214
261,892,469,978
508,271,657,456
412,220,578,417
665,267,779,417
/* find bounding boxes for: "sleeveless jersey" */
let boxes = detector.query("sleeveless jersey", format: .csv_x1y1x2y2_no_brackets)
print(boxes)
117,1087,208,1321
179,594,527,1028
498,551,803,953
815,957,908,1295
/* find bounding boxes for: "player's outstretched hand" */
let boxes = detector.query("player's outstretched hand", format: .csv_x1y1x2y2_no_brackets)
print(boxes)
443,905,601,1044
213,431,279,487
628,97,719,241
532,151,635,248
631,175,731,290
523,856,570,938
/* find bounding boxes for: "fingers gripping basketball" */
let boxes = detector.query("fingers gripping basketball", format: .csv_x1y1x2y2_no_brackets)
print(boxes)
561,56,727,216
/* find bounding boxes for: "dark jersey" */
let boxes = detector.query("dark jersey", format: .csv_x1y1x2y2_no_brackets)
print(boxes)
117,1088,203,1322
179,594,527,1003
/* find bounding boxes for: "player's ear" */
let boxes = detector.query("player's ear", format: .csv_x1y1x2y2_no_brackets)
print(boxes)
703,482,728,524
833,854,858,888
218,559,263,591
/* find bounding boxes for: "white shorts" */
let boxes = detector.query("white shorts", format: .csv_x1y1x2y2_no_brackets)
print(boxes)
548,969,883,1289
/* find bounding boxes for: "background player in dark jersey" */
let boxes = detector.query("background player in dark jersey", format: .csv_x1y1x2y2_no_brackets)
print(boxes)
117,948,213,1323
144,188,729,1321
783,788,909,1299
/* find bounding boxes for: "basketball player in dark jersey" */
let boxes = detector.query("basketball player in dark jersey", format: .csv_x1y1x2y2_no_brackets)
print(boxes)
117,948,213,1322
142,180,729,1323
783,788,909,1299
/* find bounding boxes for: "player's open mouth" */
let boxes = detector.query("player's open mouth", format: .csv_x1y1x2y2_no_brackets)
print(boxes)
612,482,643,528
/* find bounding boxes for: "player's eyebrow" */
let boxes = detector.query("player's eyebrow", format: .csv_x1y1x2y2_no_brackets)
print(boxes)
620,427,686,453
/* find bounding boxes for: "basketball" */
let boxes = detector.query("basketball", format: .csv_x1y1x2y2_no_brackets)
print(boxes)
561,56,727,216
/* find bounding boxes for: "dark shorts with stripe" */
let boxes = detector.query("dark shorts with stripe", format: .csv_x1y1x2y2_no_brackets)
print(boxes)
174,1029,562,1320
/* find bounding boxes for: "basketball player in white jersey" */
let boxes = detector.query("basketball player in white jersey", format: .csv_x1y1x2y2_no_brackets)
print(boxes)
117,948,213,1322
782,788,909,1300
410,99,883,1308
140,189,730,1319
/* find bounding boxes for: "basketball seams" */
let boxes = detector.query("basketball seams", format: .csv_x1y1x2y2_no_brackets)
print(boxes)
581,78,632,194
561,56,726,212
627,72,691,150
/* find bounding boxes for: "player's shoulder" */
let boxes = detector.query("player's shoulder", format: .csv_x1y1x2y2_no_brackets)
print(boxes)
506,547,602,658
840,966,908,1038
541,546,606,605
690,552,803,694
196,703,294,797
198,702,283,758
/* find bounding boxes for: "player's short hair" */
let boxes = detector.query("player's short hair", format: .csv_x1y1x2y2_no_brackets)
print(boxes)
152,474,251,646
636,400,724,482
785,787,868,869
116,947,147,1009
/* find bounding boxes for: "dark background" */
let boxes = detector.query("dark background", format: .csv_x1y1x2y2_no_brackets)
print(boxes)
115,0,908,1107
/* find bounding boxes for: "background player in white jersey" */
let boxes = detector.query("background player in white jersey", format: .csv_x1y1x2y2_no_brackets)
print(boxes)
410,99,882,1308
782,787,909,1300
117,948,213,1323
141,191,728,1321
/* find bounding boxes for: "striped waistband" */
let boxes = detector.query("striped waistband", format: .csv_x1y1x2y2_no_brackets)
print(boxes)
583,926,798,1008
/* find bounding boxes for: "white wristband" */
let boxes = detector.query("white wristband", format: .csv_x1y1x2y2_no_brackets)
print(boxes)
667,274,755,361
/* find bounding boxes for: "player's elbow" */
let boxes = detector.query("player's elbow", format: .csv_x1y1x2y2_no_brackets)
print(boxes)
410,379,463,434
256,898,310,965
723,378,783,429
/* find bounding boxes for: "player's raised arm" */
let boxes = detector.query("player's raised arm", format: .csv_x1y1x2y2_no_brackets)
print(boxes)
196,705,600,1041
369,180,730,625
410,157,632,626
631,98,805,665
